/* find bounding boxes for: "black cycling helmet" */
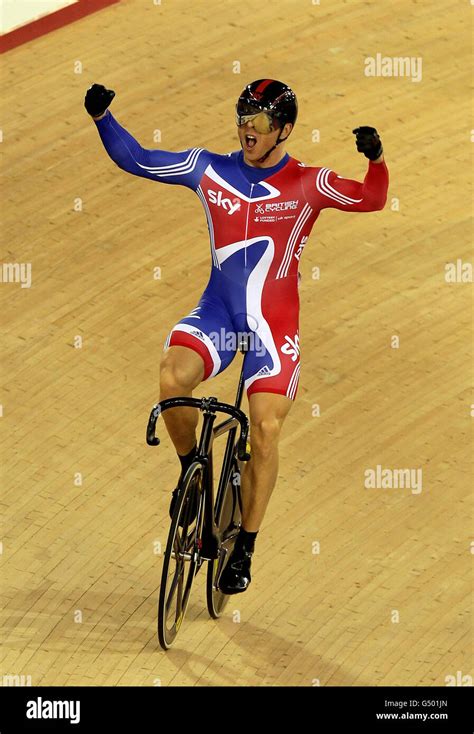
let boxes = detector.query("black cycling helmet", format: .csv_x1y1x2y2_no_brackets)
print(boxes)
236,79,298,161
237,79,298,128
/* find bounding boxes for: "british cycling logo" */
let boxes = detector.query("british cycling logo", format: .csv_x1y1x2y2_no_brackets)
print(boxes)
281,333,300,361
254,200,298,213
207,189,241,215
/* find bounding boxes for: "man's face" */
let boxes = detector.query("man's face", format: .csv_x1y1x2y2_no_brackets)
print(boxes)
237,118,283,163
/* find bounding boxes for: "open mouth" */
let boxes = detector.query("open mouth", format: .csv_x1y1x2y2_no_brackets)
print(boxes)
244,134,257,150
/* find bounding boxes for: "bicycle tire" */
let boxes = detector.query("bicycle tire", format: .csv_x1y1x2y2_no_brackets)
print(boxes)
157,462,204,649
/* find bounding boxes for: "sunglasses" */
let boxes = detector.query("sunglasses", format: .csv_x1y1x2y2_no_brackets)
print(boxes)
235,101,281,134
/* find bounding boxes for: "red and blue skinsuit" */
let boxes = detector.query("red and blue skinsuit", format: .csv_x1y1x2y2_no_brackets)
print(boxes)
94,111,389,399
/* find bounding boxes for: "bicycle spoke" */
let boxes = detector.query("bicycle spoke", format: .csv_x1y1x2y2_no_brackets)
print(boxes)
165,558,182,618
175,564,184,623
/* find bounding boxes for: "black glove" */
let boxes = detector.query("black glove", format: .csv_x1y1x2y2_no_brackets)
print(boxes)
352,126,383,160
84,83,115,117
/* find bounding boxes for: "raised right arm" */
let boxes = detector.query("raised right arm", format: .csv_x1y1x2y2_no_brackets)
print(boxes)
93,110,209,190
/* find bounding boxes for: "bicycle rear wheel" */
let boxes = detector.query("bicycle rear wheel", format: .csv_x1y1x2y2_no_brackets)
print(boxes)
158,462,204,649
206,459,242,618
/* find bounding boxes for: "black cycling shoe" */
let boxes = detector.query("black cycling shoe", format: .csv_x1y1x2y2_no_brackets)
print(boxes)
218,547,253,594
169,477,199,527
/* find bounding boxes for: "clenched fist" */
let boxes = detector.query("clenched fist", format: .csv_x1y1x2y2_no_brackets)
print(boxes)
84,83,115,118
352,126,383,161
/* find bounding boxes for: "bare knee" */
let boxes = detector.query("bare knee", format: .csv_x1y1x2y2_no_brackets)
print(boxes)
159,348,204,398
250,417,282,460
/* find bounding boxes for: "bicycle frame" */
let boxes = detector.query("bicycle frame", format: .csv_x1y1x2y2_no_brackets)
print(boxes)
213,349,248,527
146,342,251,559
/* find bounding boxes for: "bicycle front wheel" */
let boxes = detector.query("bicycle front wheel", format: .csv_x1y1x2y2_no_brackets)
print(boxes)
158,462,204,650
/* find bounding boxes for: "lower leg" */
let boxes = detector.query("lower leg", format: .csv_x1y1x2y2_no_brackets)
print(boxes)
218,393,292,594
238,393,293,538
230,447,275,560
162,403,198,458
239,425,280,534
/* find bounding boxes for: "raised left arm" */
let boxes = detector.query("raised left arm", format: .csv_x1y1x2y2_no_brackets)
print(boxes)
309,125,389,212
315,159,389,212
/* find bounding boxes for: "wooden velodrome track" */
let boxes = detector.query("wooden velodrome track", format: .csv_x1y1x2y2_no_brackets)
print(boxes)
1,0,471,686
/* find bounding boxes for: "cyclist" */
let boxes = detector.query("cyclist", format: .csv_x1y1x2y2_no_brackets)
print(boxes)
85,79,389,595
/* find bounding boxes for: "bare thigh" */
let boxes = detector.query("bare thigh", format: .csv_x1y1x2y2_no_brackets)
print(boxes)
159,346,205,455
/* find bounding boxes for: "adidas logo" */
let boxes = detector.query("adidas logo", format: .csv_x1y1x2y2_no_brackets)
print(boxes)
257,365,271,376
